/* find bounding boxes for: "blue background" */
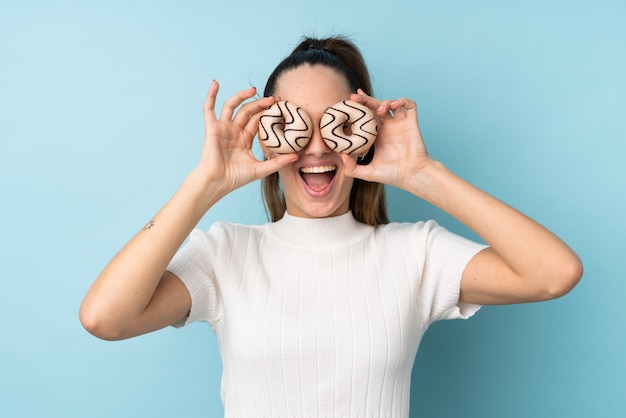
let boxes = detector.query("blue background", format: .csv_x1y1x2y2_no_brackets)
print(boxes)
1,0,624,417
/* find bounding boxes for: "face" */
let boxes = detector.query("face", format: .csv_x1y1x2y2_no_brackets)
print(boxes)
272,64,355,219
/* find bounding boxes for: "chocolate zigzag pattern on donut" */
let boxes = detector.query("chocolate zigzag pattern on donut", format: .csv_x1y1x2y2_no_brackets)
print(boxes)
320,101,377,155
258,101,312,153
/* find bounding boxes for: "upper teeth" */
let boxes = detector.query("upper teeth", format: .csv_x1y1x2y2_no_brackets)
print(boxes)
300,165,336,174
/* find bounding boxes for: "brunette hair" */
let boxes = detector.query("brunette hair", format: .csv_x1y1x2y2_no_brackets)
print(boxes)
261,36,388,225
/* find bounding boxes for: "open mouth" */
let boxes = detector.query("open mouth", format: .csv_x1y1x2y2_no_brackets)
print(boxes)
300,165,337,193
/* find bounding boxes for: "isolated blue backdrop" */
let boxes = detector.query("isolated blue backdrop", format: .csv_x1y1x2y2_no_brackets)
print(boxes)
1,0,624,417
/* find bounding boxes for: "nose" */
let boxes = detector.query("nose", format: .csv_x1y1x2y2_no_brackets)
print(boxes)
303,125,332,157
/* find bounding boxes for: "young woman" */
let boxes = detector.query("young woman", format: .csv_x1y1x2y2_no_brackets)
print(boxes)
80,36,582,417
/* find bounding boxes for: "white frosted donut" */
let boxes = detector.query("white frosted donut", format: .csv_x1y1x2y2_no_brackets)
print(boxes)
258,101,313,154
320,100,377,156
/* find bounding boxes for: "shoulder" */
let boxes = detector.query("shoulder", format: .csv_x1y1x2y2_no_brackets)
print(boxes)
374,219,443,241
207,220,266,236
373,219,485,259
194,221,267,246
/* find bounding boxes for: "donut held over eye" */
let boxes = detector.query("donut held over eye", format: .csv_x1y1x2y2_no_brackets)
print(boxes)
258,101,313,154
320,100,377,156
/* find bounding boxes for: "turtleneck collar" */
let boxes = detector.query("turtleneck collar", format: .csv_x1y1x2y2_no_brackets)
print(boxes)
267,211,374,250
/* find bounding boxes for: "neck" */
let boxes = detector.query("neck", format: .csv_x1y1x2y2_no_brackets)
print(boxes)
268,211,373,250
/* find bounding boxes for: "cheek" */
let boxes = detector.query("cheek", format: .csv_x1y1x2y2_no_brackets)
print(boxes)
277,167,299,191
341,176,356,197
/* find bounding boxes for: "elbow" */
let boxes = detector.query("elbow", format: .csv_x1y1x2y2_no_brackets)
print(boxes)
79,301,127,341
544,254,584,300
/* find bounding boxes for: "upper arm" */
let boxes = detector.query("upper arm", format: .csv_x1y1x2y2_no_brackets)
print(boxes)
80,271,191,341
130,271,192,337
459,247,552,305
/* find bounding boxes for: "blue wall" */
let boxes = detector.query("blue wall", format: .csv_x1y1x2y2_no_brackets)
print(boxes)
1,1,624,417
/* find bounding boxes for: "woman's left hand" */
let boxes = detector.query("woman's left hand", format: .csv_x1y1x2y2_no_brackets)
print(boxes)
344,92,583,306
340,89,433,191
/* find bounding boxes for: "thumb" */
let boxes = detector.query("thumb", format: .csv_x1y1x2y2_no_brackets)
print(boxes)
341,154,369,181
256,153,299,179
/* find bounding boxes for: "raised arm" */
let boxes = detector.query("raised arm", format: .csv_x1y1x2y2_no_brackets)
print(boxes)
342,90,582,305
79,81,297,340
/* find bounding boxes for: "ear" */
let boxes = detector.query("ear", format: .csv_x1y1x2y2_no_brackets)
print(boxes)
357,144,375,165
261,148,278,160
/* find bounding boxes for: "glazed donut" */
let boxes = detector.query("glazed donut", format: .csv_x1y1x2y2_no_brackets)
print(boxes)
320,100,377,156
258,101,313,154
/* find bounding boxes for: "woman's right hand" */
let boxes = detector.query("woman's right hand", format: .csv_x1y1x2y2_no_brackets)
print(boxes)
197,80,298,198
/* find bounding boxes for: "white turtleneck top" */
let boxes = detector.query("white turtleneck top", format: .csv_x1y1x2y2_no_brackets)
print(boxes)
167,212,487,418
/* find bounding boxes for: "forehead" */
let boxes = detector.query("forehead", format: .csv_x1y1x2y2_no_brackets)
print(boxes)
273,64,352,115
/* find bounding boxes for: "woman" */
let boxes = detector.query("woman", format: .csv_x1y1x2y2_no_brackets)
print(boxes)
80,36,582,417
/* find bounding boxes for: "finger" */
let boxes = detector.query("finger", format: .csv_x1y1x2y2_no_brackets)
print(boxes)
241,100,280,146
203,80,220,121
255,153,299,179
350,91,395,123
233,96,277,126
404,99,418,119
350,89,382,112
340,154,373,182
376,100,394,119
389,98,417,120
220,86,258,121
389,99,407,119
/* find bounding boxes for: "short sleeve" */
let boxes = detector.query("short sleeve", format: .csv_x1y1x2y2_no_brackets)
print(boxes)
167,227,224,329
418,221,488,325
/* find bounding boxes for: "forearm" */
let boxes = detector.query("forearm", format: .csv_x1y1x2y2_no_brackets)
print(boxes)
80,82,295,339
80,170,224,331
406,160,582,294
345,91,581,302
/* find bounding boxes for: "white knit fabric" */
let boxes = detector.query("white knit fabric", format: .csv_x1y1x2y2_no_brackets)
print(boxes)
167,211,487,417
